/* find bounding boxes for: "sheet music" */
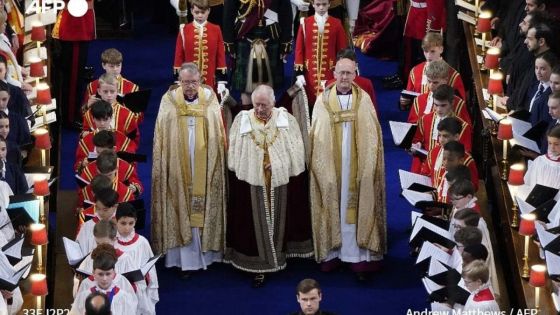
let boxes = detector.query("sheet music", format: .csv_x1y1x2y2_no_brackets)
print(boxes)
30,101,57,115
63,237,86,266
450,249,463,271
410,218,453,244
548,201,560,226
510,117,532,135
411,211,423,227
399,170,432,190
140,254,161,276
75,174,90,186
25,10,57,30
413,147,428,156
428,259,448,276
536,223,557,249
474,37,492,48
482,88,490,102
416,241,451,265
401,90,421,97
455,0,476,12
389,121,414,146
553,292,560,311
516,196,535,215
13,256,33,279
510,133,540,153
457,11,476,25
2,237,23,260
23,47,47,63
545,251,560,277
30,112,57,132
483,108,504,122
403,189,434,207
422,277,443,294
0,252,15,280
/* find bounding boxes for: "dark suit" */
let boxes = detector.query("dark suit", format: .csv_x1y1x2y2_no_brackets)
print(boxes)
540,119,560,154
6,111,31,146
2,161,28,194
526,82,552,127
7,82,32,118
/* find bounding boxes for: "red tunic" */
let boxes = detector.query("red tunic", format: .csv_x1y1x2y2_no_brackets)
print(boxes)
80,158,143,195
174,22,227,88
433,157,478,203
408,93,471,125
295,15,347,104
403,0,446,40
82,103,139,139
82,76,139,107
52,0,95,41
78,180,134,208
406,61,466,100
75,130,137,172
410,113,472,173
427,146,479,193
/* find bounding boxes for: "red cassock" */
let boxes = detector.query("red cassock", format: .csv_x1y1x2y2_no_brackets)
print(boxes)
174,22,227,88
78,180,134,208
408,94,471,125
426,145,479,193
82,103,139,138
295,16,347,104
74,130,137,172
80,158,143,195
406,61,466,100
433,154,478,203
403,0,446,40
52,0,95,41
82,76,139,107
411,113,472,173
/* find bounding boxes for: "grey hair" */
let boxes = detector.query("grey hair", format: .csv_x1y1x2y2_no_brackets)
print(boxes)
179,62,200,76
251,84,275,104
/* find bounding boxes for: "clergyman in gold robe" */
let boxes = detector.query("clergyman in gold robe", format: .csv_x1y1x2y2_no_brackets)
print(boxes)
226,84,313,287
151,62,226,277
309,57,387,281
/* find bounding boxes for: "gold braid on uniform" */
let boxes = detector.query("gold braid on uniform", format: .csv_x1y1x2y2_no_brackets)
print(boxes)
237,0,258,20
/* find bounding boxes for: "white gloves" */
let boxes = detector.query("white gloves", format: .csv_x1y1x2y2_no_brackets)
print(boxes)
217,82,228,97
291,0,310,11
295,75,306,88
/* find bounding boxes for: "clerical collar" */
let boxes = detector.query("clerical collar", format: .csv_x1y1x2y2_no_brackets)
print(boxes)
336,89,352,95
1,108,8,115
184,94,198,103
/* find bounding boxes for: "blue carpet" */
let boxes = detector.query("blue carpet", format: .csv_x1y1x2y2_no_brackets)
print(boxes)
58,14,429,314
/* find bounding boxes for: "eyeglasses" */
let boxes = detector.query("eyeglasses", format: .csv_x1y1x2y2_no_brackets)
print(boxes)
181,80,200,86
451,195,465,201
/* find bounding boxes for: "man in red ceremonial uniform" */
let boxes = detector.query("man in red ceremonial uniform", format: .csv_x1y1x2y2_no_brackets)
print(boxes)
294,0,347,106
174,0,227,91
411,85,472,174
83,49,139,110
52,0,95,125
402,0,446,80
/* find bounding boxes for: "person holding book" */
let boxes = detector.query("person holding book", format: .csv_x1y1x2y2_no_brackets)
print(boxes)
82,78,140,141
411,85,472,174
79,151,142,197
75,129,137,173
518,125,560,200
408,65,470,125
115,203,159,314
454,226,483,256
173,0,227,92
76,188,119,254
83,48,139,112
78,174,135,220
294,0,348,107
448,180,479,223
71,245,138,315
461,260,500,312
401,33,465,110
0,81,29,147
433,141,478,203
461,244,488,266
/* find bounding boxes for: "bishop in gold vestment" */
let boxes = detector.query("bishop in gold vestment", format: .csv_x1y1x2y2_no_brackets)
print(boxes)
309,58,387,276
151,63,226,271
226,85,313,283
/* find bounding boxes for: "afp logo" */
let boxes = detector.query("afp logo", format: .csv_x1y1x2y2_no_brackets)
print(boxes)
26,0,89,17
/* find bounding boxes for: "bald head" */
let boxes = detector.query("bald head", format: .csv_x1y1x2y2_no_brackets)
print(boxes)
334,58,357,93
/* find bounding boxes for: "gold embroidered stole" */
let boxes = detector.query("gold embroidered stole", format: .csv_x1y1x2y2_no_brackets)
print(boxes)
173,87,208,227
248,113,280,197
325,85,360,224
